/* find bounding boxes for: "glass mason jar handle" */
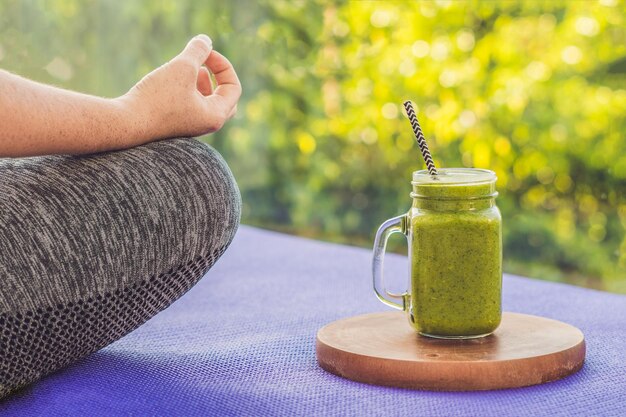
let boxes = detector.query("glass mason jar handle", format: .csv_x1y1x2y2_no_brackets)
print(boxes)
372,214,409,311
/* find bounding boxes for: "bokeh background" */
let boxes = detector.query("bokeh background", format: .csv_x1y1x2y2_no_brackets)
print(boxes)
1,0,624,292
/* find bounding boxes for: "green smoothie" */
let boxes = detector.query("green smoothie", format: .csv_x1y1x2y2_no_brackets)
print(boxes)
408,169,502,337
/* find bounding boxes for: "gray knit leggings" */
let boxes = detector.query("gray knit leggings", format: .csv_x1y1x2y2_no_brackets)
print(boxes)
0,138,241,398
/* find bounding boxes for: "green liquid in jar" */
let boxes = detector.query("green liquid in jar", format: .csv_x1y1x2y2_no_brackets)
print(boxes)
408,177,502,337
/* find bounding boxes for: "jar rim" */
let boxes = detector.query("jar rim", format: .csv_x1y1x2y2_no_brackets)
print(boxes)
412,168,496,185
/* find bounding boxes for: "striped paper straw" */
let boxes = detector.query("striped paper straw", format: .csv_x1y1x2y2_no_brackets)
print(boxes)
403,100,438,176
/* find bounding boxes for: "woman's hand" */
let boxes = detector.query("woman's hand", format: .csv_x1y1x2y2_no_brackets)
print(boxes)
121,34,242,141
0,34,239,157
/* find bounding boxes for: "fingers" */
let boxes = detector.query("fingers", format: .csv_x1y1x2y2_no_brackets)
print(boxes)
204,50,242,113
196,67,213,96
178,34,213,68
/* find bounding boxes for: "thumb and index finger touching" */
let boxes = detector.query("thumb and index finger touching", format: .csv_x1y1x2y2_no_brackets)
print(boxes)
180,34,213,67
179,34,241,113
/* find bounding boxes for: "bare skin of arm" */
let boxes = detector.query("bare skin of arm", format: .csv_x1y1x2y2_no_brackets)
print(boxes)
0,34,241,157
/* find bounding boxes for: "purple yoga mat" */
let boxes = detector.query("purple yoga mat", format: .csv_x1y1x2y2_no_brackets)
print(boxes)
1,226,624,416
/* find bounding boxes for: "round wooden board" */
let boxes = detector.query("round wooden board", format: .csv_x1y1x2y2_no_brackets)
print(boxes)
316,311,585,391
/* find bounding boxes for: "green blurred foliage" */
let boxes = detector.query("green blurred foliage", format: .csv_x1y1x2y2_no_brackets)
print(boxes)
0,0,624,292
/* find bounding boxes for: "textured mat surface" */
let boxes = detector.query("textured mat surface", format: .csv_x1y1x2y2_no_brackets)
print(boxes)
1,226,625,416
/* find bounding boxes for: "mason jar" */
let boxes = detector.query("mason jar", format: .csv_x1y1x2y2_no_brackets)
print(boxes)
372,168,503,339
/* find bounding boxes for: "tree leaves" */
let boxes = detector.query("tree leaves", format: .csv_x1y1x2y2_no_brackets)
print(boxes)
1,0,624,291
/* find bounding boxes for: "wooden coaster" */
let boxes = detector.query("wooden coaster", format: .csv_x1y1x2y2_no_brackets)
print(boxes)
316,311,585,391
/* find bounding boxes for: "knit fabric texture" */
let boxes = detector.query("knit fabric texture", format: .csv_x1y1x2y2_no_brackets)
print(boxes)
1,226,624,416
0,138,241,397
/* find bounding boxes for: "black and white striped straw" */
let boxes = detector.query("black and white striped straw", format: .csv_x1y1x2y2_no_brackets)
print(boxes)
403,100,438,176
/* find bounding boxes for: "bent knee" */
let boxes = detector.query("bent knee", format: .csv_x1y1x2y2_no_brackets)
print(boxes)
154,138,241,255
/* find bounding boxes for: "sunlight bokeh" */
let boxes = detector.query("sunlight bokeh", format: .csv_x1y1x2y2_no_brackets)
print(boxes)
1,0,624,292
